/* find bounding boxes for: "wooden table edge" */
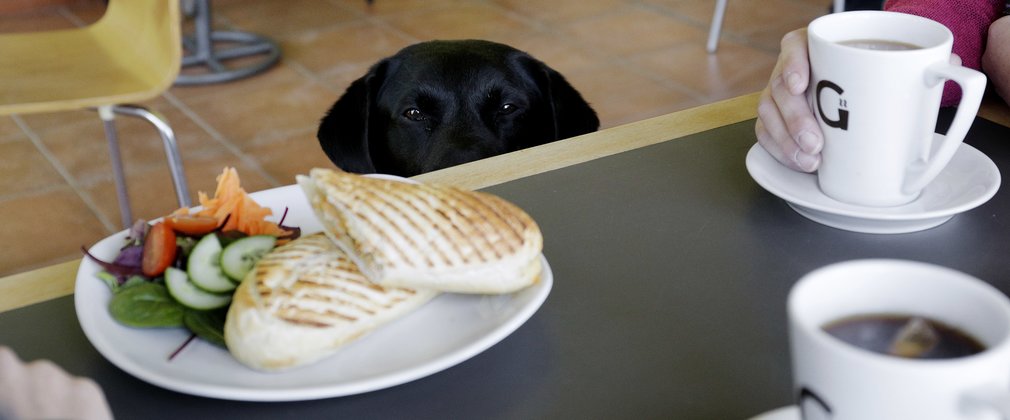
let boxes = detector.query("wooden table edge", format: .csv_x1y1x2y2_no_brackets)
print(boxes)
7,91,1007,313
0,93,759,313
980,95,1010,128
0,259,80,313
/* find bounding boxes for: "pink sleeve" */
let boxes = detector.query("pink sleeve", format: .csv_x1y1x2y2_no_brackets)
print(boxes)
884,0,1003,105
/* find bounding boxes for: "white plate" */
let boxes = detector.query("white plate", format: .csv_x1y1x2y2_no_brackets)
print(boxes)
745,142,1001,234
748,405,799,420
74,184,552,401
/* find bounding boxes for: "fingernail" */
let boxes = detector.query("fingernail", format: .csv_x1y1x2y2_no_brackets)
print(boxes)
786,72,803,94
794,150,820,172
797,131,821,154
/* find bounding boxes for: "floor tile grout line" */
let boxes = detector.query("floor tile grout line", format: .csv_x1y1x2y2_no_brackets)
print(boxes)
12,115,118,234
305,0,738,107
480,1,553,33
484,1,719,102
160,91,281,187
615,50,748,102
366,17,421,45
323,0,370,20
284,59,345,96
0,182,75,204
8,253,79,277
56,5,88,27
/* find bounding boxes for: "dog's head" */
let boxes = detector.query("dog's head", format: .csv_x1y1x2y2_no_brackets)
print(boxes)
317,39,599,176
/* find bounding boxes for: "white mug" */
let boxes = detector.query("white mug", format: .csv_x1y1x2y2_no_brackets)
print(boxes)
789,259,1010,419
808,11,987,207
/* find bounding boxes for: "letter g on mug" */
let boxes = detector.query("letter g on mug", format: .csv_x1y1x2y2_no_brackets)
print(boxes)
816,80,849,131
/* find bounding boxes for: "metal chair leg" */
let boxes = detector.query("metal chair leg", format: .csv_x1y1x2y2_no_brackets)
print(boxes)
99,106,133,229
707,0,728,54
98,105,192,229
111,105,192,210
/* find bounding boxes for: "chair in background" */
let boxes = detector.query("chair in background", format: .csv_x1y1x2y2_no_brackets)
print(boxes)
0,0,191,229
176,0,281,85
707,0,844,53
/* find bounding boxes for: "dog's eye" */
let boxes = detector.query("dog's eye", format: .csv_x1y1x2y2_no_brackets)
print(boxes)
403,108,426,121
499,103,517,115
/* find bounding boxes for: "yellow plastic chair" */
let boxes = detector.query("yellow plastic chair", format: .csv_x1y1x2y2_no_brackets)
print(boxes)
0,0,191,228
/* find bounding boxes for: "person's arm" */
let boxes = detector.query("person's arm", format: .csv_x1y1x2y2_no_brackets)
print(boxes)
885,0,1003,105
982,15,1010,104
0,347,112,420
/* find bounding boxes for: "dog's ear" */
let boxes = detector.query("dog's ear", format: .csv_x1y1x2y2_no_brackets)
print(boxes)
316,60,390,173
542,66,600,139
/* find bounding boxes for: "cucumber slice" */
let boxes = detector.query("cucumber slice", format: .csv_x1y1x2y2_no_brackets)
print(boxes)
220,235,277,282
164,267,231,310
187,234,235,293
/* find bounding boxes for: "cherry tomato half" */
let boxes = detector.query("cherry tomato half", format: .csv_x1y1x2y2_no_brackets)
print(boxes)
165,214,220,236
142,222,177,277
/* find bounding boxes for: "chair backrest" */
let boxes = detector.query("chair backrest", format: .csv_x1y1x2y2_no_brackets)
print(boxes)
0,0,181,115
90,0,182,101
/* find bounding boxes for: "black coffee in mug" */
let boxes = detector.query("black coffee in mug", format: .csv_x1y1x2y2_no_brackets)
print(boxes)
823,314,985,359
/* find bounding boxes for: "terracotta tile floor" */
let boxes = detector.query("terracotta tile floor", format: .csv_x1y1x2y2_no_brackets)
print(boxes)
0,0,828,277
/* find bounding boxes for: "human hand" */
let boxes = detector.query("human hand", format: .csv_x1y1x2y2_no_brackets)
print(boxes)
0,346,112,420
755,28,823,172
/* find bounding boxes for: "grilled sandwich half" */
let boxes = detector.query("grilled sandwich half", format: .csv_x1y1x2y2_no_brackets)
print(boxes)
297,168,543,294
225,233,437,371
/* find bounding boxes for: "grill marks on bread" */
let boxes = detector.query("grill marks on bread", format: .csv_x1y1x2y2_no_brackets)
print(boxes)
252,234,424,327
311,170,535,272
224,233,438,371
298,168,543,294
227,170,544,371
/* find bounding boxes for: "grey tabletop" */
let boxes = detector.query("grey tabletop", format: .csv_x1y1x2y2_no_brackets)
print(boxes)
2,116,1009,419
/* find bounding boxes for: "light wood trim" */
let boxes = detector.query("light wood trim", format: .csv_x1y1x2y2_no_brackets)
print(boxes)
0,260,79,312
980,95,1010,128
3,91,1001,313
0,93,760,313
3,92,1006,313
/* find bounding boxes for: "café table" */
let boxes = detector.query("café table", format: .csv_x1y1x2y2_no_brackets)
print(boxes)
2,92,1009,419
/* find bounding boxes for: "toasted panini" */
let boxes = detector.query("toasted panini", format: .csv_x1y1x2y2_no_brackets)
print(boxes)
297,169,543,294
224,233,437,371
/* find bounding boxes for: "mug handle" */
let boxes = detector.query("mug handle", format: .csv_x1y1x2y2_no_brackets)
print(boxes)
964,385,1010,418
903,62,987,194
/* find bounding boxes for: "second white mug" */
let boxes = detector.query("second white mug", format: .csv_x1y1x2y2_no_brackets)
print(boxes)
789,259,1010,419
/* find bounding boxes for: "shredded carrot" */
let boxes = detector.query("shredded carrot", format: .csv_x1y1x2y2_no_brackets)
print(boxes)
172,167,288,239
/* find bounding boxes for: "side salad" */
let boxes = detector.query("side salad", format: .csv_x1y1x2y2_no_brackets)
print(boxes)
83,168,299,353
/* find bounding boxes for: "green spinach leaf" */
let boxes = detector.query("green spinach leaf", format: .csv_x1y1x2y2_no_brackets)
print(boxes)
184,308,228,348
108,282,185,328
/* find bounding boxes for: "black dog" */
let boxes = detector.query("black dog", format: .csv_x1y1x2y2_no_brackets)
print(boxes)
317,39,600,176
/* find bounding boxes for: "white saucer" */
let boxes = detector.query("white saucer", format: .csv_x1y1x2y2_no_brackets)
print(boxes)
745,143,1001,234
748,405,799,420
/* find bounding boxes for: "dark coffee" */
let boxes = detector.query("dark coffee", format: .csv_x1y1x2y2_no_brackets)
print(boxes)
839,39,922,51
823,314,985,359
